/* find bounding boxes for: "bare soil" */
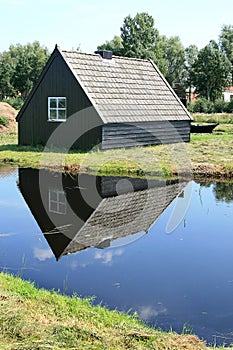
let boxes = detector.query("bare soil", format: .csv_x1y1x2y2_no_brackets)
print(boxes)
0,102,17,133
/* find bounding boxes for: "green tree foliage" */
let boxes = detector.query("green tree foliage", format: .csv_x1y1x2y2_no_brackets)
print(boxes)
162,36,185,89
0,41,50,100
219,24,233,84
120,12,160,61
0,51,15,98
184,45,199,99
97,35,124,56
191,40,231,101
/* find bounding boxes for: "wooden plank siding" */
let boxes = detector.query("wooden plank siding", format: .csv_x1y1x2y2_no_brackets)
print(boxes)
101,121,191,149
18,52,102,150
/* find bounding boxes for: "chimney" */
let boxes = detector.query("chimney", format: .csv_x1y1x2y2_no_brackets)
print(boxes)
95,50,112,60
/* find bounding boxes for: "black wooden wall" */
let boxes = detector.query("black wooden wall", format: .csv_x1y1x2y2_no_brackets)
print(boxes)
18,50,102,150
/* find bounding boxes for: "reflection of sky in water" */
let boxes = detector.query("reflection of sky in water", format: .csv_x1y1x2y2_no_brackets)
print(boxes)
0,168,233,346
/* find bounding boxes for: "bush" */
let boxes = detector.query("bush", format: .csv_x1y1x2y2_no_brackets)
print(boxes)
187,102,195,113
2,96,24,110
214,99,228,113
192,98,214,113
225,99,233,113
0,115,8,126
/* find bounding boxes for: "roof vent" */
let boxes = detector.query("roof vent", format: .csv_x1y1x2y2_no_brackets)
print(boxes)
95,50,112,60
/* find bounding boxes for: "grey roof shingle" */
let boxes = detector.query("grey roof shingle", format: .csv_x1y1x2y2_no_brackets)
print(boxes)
61,50,192,123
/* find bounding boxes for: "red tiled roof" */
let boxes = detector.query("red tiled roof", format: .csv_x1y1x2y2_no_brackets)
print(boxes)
225,86,233,92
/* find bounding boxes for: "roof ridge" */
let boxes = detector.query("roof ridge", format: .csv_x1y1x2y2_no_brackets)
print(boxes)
112,55,150,62
61,50,95,56
61,49,151,62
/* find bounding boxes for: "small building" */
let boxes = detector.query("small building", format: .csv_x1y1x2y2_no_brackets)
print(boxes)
223,86,233,102
16,46,192,150
185,87,198,103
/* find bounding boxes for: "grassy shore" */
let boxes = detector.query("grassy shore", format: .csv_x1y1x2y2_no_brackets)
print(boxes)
0,272,230,350
0,121,233,179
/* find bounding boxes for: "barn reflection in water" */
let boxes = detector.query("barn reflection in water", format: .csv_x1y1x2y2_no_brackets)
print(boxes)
18,168,187,260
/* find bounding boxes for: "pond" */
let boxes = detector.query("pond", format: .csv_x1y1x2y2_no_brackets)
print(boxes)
0,166,233,346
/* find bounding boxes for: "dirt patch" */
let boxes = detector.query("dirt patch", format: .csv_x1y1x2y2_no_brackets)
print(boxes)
192,162,233,180
0,102,17,133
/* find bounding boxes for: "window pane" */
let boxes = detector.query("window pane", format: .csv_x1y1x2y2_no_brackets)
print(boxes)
50,202,57,212
58,203,66,214
58,98,66,108
49,109,57,119
58,110,66,120
49,98,57,108
58,192,66,203
49,190,57,201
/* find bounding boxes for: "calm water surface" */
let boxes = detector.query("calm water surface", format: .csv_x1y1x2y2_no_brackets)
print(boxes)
0,167,233,346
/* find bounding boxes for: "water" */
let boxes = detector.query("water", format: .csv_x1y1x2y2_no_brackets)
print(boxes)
0,167,233,346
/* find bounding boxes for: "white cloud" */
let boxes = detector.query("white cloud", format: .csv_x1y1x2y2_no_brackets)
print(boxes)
34,248,53,261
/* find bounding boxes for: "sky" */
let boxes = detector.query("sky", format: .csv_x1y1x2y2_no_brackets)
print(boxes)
0,0,233,54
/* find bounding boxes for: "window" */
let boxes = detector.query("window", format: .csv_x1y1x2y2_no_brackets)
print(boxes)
48,97,66,121
49,189,67,214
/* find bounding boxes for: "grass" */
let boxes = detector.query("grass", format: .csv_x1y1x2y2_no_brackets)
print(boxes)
0,272,231,350
0,116,8,127
0,122,233,179
192,113,233,124
0,132,190,179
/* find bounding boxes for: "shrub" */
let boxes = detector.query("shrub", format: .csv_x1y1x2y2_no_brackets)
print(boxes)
0,115,8,126
2,96,24,110
192,98,214,113
225,100,233,113
187,102,195,113
214,99,228,113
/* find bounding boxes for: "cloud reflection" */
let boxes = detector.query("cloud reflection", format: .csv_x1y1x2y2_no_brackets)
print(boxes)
94,248,124,265
34,248,53,261
137,303,167,321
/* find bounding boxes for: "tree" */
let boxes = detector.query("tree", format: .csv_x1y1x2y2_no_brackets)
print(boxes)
120,14,186,88
191,40,231,101
120,12,160,62
0,51,15,99
12,42,50,99
162,36,185,89
219,24,233,84
97,35,124,56
184,45,199,101
0,41,50,100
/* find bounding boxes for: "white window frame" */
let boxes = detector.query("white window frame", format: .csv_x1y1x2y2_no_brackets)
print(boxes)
48,189,67,215
48,97,67,122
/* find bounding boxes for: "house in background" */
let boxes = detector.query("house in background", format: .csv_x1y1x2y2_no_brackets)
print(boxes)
223,86,233,102
16,46,192,150
185,87,198,104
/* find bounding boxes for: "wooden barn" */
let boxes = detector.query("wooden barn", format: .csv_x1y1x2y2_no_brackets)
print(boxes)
16,46,192,150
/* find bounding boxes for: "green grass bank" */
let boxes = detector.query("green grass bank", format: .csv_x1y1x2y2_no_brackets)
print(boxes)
0,121,233,180
0,272,230,350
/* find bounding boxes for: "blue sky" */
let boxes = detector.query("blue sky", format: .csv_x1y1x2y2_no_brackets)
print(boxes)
1,0,232,53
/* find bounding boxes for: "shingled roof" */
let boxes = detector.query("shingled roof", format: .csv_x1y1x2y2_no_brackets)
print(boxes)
60,49,192,123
